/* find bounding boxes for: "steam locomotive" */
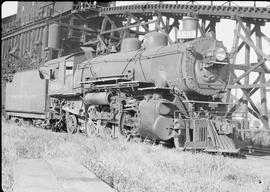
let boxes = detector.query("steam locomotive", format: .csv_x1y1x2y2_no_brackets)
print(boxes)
4,17,239,153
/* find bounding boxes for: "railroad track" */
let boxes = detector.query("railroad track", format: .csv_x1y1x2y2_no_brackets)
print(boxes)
240,146,270,157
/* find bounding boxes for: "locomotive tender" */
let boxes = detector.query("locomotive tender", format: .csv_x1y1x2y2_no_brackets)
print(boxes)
4,16,239,153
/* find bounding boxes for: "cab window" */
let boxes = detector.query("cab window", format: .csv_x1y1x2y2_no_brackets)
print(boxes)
65,61,73,76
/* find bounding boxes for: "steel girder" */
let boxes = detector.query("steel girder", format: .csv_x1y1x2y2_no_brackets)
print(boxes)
225,16,269,129
99,3,270,21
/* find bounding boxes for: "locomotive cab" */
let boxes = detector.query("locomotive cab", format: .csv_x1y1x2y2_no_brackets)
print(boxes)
40,53,87,97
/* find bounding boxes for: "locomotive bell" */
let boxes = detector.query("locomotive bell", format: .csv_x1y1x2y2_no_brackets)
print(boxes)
110,45,117,53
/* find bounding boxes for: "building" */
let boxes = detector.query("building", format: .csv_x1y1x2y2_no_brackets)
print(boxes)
1,1,111,79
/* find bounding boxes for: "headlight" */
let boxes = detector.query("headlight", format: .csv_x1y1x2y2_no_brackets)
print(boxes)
215,47,226,61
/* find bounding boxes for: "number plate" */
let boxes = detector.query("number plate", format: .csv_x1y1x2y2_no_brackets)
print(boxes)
178,30,197,39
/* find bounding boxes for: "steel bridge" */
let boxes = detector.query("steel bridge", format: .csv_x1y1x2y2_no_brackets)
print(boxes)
2,1,270,130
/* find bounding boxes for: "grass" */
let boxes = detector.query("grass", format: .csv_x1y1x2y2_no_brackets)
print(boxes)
2,120,270,192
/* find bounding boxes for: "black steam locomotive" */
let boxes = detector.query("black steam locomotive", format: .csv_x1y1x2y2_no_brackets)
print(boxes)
4,17,239,153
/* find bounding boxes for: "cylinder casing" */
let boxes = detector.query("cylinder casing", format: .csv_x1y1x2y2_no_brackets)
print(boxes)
84,92,112,105
138,99,174,140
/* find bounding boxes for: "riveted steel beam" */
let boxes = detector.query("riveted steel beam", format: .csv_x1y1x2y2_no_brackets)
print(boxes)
225,16,270,129
232,59,266,84
225,21,241,104
228,69,270,129
100,4,270,21
231,64,268,73
231,26,256,55
235,25,270,63
256,23,269,130
243,20,250,127
128,13,150,32
225,75,264,117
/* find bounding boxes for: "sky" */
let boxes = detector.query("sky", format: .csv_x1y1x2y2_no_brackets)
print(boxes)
2,1,270,108
1,1,17,18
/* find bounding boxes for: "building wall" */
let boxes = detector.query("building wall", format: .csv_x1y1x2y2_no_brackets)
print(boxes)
2,14,16,26
2,24,47,73
2,1,112,76
2,2,65,74
17,2,54,25
53,2,74,16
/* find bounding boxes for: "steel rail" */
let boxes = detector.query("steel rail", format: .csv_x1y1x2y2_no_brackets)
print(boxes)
241,146,270,155
100,4,270,21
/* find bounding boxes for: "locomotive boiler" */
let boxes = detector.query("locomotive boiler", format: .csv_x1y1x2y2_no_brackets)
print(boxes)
82,32,229,97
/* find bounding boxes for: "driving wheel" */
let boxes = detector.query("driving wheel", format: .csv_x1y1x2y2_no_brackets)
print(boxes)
117,110,138,141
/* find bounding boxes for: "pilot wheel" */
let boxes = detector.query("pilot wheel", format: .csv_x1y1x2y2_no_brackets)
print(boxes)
66,113,78,134
173,129,186,151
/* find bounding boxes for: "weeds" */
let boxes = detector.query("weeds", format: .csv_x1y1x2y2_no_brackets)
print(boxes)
2,121,270,192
